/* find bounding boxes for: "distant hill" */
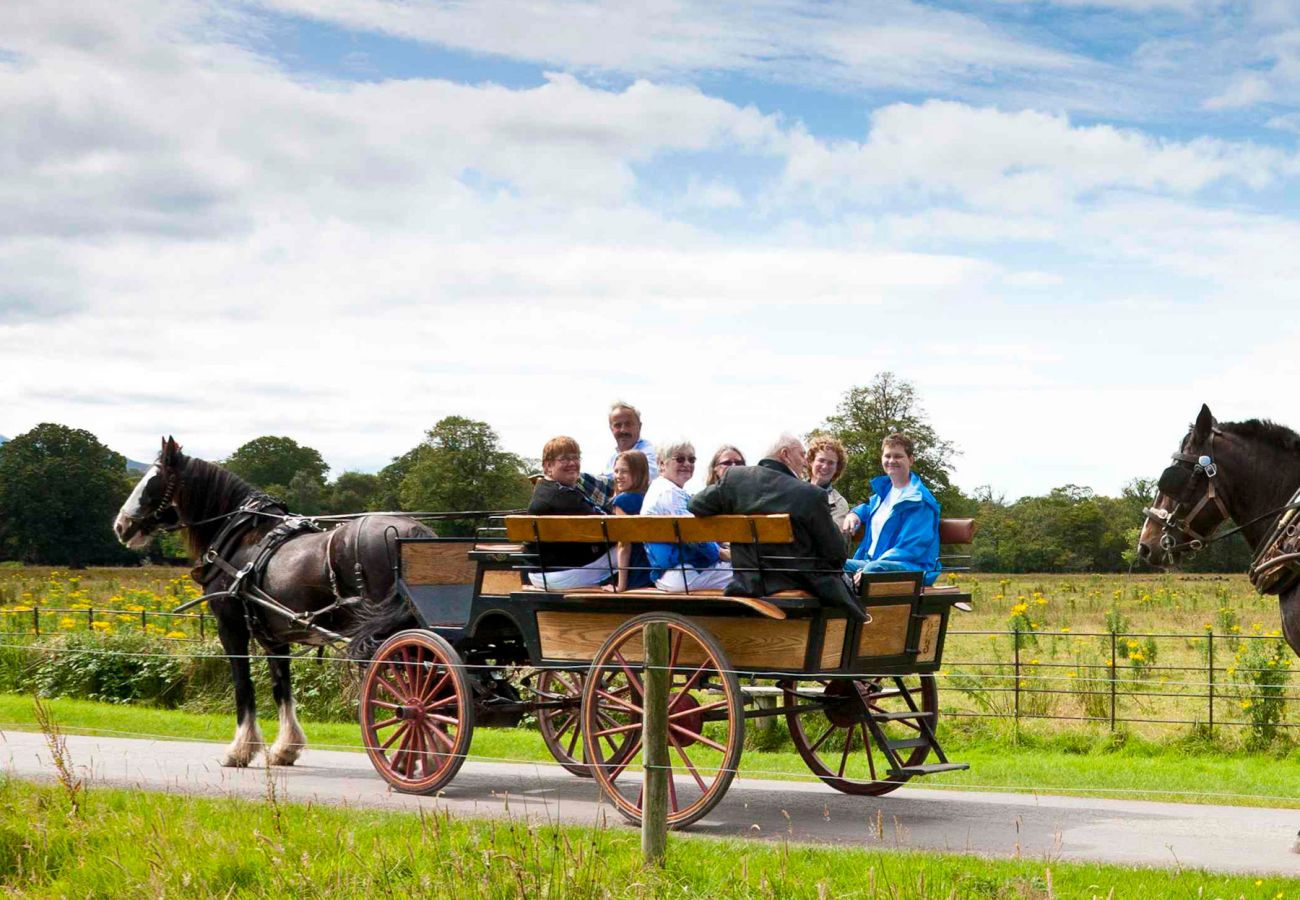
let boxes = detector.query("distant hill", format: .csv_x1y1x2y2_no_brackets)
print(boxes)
0,435,7,445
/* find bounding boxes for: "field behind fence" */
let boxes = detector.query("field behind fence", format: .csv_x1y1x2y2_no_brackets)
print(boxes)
1,564,1294,746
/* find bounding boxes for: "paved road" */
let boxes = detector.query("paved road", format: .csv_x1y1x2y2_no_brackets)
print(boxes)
3,730,1299,876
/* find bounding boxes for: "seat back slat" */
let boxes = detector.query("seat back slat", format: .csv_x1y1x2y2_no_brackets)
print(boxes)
505,514,794,544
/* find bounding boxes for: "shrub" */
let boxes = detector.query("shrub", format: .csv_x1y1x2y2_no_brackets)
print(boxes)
31,632,185,706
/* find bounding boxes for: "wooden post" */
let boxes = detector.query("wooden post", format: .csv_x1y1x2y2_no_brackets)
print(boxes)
642,620,669,866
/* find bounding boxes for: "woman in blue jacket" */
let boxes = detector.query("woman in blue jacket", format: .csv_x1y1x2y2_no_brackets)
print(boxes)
840,433,941,586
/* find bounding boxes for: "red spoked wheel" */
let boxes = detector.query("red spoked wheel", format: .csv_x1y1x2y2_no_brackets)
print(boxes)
535,668,638,778
360,630,474,794
580,613,743,828
782,674,937,796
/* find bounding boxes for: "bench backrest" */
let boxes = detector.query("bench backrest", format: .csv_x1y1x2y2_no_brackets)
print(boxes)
850,517,976,546
504,514,794,544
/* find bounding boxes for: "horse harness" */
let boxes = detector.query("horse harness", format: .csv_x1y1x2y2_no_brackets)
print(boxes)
1143,429,1300,595
188,494,358,645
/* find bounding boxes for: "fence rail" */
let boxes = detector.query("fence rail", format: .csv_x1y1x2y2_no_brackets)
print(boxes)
945,627,1292,735
0,608,1295,735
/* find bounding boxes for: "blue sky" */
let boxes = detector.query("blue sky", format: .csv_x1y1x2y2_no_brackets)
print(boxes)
2,0,1299,499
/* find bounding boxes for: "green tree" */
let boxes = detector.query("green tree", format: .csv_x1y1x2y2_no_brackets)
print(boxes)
398,416,532,535
223,436,328,491
818,372,959,508
321,471,385,514
0,423,137,567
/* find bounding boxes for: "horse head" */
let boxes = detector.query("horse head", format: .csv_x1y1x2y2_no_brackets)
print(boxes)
114,436,186,549
1137,404,1233,569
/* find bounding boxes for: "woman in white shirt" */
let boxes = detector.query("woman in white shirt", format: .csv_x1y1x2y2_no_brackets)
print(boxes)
641,440,733,591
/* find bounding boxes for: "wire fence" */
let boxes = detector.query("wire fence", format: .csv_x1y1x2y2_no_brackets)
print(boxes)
0,605,208,641
0,606,1296,738
943,626,1294,736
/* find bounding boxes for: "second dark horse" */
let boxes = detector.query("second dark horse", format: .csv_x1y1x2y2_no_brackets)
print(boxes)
114,438,432,766
1138,404,1300,659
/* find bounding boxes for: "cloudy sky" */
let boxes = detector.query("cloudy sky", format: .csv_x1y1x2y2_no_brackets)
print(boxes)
3,0,1299,499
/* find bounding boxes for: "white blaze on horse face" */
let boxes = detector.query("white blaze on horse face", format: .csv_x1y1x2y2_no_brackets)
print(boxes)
114,464,161,548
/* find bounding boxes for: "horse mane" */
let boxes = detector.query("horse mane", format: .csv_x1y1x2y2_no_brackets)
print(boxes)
1222,419,1300,455
176,455,259,558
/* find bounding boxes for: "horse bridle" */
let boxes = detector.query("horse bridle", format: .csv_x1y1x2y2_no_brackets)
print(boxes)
134,467,184,533
1143,430,1230,560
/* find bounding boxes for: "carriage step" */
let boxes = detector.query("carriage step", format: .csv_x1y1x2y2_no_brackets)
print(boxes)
872,710,934,722
888,762,969,777
884,737,931,751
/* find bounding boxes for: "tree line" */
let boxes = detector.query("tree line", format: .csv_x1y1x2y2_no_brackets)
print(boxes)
0,374,1252,572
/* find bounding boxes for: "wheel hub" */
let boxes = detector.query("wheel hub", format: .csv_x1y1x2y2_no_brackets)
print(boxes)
822,681,870,728
668,691,703,746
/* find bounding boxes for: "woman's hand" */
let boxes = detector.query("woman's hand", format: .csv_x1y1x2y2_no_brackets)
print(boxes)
602,583,618,593
842,512,861,535
718,545,732,562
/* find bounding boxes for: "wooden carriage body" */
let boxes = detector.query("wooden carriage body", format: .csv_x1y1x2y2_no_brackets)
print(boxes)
394,514,972,679
359,513,975,825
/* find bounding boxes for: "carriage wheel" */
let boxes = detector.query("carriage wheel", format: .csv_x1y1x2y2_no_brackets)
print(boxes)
581,613,743,828
535,669,637,778
360,630,474,794
782,673,937,796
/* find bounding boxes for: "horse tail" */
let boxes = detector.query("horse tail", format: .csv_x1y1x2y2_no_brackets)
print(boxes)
347,584,417,662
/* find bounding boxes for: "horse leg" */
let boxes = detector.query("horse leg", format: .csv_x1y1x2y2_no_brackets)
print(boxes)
265,643,306,766
218,615,264,767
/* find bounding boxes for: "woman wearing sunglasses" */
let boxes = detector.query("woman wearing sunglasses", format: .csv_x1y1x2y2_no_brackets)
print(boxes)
640,439,733,591
706,444,746,486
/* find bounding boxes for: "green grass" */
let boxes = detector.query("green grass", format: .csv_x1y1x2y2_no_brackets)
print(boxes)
4,693,1299,809
2,778,1296,898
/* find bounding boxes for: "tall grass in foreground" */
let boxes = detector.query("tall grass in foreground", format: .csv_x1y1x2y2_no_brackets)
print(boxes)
1,777,1294,898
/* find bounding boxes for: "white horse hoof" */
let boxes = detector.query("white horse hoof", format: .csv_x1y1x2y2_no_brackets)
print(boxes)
265,744,302,767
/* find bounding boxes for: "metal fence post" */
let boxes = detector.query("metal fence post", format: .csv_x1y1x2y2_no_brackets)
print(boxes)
32,607,39,637
87,607,94,630
1013,627,1021,727
642,620,669,866
199,611,205,641
1208,631,1215,732
1109,631,1117,732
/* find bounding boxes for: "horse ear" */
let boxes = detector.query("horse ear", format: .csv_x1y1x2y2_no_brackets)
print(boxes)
163,436,181,467
1193,404,1216,443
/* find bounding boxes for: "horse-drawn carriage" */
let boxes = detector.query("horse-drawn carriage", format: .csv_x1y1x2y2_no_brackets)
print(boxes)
358,513,975,828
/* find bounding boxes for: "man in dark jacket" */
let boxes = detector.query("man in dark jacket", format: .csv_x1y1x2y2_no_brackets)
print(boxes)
688,434,867,623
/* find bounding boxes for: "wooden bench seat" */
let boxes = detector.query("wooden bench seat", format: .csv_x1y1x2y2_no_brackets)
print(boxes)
505,514,795,544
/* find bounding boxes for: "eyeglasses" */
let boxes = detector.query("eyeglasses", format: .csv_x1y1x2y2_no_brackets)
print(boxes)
553,454,580,464
673,455,697,464
716,460,742,467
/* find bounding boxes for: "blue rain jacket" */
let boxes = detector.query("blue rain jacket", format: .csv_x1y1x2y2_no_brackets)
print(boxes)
849,473,942,586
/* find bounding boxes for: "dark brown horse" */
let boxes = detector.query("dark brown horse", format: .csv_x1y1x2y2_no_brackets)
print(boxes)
1137,405,1300,657
114,438,432,766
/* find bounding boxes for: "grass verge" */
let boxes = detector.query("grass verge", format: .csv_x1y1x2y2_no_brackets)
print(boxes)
3,693,1299,809
1,777,1296,898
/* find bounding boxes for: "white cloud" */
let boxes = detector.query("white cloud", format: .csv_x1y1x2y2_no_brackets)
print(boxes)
6,0,1300,502
781,101,1290,214
1203,72,1273,109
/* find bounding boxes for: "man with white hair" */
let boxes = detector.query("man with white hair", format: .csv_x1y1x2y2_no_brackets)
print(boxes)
581,400,658,511
688,433,867,623
603,401,657,479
